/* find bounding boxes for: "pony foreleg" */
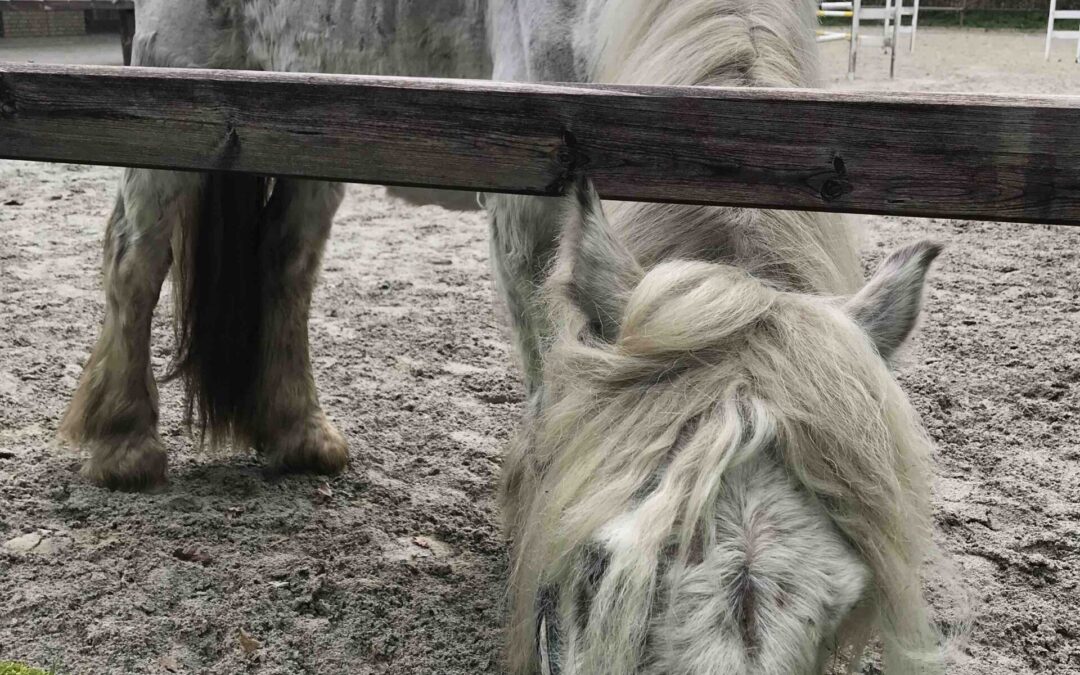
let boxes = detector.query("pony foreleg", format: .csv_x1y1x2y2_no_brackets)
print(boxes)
254,179,348,475
61,169,199,490
486,194,563,394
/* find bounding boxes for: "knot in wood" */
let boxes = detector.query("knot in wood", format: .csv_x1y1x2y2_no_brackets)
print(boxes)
820,177,853,202
0,75,16,119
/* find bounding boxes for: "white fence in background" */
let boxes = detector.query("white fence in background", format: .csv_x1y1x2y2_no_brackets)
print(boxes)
817,0,920,79
1045,0,1080,63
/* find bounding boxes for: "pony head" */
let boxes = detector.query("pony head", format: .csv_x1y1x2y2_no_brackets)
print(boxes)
503,179,945,675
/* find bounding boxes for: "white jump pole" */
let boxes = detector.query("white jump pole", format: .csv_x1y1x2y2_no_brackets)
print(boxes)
1046,0,1057,61
883,0,893,46
890,0,902,78
848,0,862,79
910,0,920,52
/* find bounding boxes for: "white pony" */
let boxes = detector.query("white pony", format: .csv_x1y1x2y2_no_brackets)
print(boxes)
504,178,945,675
492,2,949,673
57,0,952,672
60,0,491,489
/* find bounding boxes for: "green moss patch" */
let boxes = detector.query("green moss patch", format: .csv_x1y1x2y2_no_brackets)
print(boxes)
0,662,51,675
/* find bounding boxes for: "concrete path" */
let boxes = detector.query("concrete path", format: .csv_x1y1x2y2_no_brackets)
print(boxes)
0,33,123,65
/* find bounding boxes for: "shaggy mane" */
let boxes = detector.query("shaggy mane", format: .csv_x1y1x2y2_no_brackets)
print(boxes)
580,0,865,298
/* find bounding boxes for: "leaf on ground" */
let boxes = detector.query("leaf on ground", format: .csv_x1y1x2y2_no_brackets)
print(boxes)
238,629,261,655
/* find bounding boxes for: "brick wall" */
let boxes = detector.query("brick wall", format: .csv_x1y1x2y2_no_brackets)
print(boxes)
48,10,86,36
0,10,86,38
85,8,122,34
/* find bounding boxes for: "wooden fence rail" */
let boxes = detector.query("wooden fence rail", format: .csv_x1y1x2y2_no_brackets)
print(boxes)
1,63,1079,226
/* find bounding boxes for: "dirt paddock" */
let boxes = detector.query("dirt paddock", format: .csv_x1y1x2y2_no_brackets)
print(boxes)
1,28,1078,674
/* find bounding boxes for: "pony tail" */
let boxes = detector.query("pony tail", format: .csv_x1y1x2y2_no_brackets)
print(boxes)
168,173,272,446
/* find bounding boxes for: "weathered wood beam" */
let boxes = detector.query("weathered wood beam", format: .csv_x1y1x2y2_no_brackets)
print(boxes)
1,63,1079,225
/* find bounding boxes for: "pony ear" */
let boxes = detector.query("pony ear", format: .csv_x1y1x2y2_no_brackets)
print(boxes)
845,240,942,361
556,177,643,342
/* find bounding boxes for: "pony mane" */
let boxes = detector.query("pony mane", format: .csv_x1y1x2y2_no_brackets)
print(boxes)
575,0,864,297
505,261,942,674
583,0,821,87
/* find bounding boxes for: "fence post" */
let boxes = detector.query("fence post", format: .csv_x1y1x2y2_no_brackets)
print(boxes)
119,9,135,66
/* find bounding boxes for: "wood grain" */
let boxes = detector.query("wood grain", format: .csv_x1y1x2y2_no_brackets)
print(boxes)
1,63,1079,225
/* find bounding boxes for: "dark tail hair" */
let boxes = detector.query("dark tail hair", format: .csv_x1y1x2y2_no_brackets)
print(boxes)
169,173,271,446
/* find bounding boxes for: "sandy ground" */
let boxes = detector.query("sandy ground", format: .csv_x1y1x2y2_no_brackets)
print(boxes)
1,28,1079,674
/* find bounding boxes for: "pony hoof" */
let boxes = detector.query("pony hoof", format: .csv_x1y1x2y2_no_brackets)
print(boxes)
80,436,169,492
265,415,349,476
